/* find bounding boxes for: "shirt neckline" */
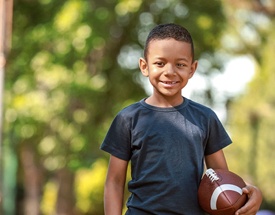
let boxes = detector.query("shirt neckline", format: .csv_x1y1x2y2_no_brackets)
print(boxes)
139,97,189,112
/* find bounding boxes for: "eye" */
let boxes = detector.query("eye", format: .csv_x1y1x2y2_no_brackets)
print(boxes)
176,63,186,68
155,62,165,67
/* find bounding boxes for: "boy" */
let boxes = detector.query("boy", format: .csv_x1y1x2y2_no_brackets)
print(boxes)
101,23,262,214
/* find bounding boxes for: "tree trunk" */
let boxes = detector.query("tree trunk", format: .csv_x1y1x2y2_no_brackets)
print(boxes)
55,167,76,215
19,143,43,215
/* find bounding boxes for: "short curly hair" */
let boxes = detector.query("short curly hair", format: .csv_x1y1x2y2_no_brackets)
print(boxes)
144,23,194,61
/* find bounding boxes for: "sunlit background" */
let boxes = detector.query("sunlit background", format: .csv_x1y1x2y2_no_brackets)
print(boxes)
1,0,275,214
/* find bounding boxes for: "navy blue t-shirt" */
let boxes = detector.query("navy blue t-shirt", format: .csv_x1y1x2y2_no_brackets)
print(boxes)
101,98,232,215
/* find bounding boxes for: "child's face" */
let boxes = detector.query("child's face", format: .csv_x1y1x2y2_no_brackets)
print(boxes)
139,39,197,102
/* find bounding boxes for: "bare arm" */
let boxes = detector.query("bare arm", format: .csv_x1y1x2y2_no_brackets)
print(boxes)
104,155,128,215
205,149,228,170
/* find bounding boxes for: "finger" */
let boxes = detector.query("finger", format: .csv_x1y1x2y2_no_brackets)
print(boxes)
242,185,255,197
235,202,249,215
236,186,262,215
242,187,249,195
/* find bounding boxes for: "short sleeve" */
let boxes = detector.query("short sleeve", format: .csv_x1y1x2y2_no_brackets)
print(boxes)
204,111,232,155
100,112,132,161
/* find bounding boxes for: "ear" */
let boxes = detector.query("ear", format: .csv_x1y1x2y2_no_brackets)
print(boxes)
188,60,198,79
139,58,149,77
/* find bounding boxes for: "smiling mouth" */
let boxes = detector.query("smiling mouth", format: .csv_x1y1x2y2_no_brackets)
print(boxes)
161,81,178,84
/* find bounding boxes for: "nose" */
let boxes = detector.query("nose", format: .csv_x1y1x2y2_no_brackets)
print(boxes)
164,64,175,75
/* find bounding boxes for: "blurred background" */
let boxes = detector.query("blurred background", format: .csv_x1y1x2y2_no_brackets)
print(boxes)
0,0,275,214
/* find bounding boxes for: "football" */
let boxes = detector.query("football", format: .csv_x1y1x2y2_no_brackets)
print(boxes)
198,168,247,215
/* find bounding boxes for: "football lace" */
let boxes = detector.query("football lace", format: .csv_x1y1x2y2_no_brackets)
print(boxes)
205,168,220,182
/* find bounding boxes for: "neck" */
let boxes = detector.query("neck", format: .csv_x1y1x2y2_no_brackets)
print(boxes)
145,96,184,107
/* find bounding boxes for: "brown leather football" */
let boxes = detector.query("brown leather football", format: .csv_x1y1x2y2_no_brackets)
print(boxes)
198,168,247,215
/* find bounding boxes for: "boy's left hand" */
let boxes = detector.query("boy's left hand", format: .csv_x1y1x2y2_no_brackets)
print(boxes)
235,185,262,215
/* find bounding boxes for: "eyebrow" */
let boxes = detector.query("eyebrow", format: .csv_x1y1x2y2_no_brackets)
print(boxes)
153,56,190,62
176,57,189,62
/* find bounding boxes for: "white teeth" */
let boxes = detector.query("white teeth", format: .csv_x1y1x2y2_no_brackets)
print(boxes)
163,81,176,84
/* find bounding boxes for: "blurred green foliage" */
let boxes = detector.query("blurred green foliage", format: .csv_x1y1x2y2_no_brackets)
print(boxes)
3,0,275,214
216,1,275,210
225,18,275,210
